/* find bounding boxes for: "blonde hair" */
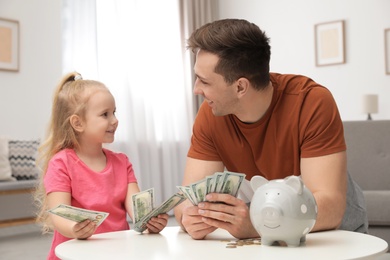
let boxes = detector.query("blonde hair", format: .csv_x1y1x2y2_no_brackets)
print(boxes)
34,72,108,233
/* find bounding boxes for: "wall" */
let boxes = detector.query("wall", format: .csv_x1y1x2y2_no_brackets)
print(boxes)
0,0,62,140
217,0,390,121
1,0,389,142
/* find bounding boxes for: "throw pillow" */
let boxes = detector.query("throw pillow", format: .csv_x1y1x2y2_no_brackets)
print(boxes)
8,139,40,180
0,136,15,181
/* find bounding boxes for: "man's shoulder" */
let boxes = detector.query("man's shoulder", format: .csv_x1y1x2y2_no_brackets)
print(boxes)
270,72,327,95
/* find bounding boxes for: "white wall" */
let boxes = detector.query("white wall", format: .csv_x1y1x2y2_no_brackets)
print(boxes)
217,0,390,121
0,0,62,140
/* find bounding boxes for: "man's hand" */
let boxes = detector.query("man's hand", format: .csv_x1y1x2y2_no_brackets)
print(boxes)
181,203,217,240
197,193,259,239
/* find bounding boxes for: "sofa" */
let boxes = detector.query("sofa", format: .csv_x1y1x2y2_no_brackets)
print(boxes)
343,120,390,251
0,138,39,228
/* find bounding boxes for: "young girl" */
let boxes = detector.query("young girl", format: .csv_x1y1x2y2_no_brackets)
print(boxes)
35,72,168,260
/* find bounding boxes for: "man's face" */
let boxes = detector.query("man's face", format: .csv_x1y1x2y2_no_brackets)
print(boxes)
193,50,238,116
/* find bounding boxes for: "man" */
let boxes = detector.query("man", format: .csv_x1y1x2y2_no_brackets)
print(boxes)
174,18,367,240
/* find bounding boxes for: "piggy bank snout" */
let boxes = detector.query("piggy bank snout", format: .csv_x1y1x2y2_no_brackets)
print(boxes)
261,205,282,225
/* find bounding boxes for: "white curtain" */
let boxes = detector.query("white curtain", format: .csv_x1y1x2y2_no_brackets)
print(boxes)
62,0,192,206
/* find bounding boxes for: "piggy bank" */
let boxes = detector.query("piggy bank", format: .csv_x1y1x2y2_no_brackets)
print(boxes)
249,175,317,247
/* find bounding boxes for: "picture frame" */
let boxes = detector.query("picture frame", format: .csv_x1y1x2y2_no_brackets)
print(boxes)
315,20,345,66
0,18,19,71
385,28,390,75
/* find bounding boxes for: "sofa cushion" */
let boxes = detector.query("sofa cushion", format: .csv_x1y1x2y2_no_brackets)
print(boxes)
343,120,390,191
364,190,390,225
0,137,15,181
8,139,40,180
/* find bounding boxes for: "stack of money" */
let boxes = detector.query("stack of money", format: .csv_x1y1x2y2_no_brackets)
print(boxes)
131,189,186,233
177,171,246,205
48,204,109,227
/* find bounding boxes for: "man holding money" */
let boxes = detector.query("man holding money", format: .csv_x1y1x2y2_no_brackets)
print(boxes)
174,19,367,240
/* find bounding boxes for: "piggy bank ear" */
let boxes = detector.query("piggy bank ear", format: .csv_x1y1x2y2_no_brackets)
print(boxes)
284,176,303,195
250,176,268,191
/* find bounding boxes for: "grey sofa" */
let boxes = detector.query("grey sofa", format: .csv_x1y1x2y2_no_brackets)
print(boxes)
343,120,390,251
0,180,37,227
0,138,39,228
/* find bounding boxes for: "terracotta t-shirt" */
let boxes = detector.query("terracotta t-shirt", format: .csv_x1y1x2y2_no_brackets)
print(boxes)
188,73,346,180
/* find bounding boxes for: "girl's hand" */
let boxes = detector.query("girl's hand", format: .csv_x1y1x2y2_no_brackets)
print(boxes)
72,219,97,239
146,214,169,233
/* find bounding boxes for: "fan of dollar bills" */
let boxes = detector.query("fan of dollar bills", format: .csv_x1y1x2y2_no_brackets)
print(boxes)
131,190,186,232
131,171,245,233
177,171,246,205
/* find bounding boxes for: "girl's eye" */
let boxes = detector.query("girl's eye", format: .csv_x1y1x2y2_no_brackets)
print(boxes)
102,112,108,117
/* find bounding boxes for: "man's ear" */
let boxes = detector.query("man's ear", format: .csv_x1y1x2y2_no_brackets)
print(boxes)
70,115,84,132
236,77,250,97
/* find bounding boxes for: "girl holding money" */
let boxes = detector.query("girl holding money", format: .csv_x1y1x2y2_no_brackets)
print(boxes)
35,72,168,260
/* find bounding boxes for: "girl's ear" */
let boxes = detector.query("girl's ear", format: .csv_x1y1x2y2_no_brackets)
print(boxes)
70,115,84,132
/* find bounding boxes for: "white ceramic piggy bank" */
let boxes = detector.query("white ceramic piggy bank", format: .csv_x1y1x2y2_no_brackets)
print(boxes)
249,175,317,247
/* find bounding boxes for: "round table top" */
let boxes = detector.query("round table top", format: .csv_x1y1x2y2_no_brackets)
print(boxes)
56,226,388,260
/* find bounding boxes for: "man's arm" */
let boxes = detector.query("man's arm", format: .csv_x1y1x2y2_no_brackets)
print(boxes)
174,157,224,239
300,151,347,231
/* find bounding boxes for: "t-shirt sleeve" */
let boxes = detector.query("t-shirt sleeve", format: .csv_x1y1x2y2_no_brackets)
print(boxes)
187,102,222,161
299,86,346,157
124,154,137,183
44,156,72,194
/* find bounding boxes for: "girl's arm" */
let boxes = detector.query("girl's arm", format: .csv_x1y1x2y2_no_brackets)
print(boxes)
124,182,141,221
125,182,168,233
47,191,97,239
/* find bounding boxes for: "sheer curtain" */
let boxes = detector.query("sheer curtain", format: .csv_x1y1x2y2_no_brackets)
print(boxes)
179,0,218,112
62,0,196,205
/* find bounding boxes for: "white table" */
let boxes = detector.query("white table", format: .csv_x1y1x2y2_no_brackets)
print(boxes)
56,226,388,260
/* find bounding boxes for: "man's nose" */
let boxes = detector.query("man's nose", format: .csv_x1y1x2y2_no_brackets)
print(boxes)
193,81,202,95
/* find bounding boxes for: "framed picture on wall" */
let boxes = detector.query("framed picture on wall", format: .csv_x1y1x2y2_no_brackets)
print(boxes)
385,28,390,75
315,20,345,66
0,18,19,71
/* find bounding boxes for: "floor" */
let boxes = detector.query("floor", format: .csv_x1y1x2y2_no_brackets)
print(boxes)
0,216,179,260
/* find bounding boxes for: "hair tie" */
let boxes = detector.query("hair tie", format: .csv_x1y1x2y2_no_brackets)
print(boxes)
74,74,83,81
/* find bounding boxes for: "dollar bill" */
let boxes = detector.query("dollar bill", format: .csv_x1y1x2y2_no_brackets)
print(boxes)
206,175,215,195
180,171,246,206
213,171,226,193
177,185,197,205
219,171,246,197
131,188,154,223
190,178,209,204
48,204,109,227
134,193,186,233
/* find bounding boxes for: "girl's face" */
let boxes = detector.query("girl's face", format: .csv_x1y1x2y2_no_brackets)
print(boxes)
81,89,118,144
